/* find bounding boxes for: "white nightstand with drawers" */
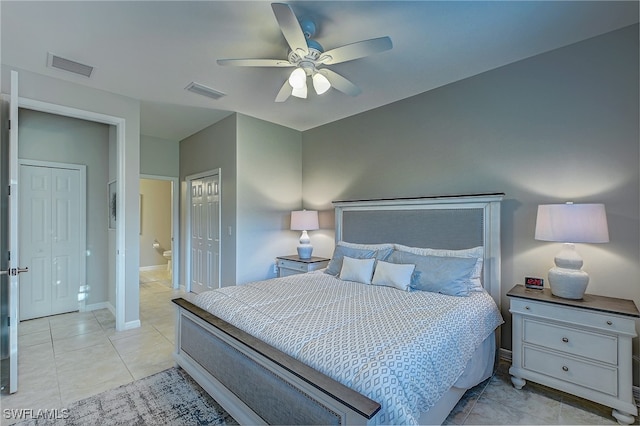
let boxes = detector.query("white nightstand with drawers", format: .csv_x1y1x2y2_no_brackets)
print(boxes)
508,285,639,425
276,255,330,277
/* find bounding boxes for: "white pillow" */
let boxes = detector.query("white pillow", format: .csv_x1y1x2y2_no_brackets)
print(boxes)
394,244,484,291
371,260,415,291
339,256,376,284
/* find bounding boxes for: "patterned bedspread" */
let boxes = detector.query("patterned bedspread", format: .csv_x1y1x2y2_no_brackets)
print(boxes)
193,272,503,425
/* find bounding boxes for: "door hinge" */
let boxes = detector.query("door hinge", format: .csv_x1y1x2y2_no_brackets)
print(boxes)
7,119,10,130
7,185,10,196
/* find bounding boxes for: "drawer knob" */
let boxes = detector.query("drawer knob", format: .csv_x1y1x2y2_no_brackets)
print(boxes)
606,320,613,326
525,306,530,310
562,366,569,372
562,337,569,343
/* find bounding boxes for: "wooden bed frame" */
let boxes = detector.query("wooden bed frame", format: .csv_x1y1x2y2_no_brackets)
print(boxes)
173,193,504,425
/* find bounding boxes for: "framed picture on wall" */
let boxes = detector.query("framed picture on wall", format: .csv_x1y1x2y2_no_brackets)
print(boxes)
108,180,116,230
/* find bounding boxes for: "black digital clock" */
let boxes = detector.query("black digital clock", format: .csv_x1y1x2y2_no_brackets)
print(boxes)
525,276,544,289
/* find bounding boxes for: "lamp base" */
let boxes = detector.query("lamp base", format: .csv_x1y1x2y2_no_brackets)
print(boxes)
548,243,589,300
297,244,313,259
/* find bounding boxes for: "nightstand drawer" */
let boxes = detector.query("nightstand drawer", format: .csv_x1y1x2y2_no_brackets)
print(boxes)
277,259,309,273
523,318,617,364
511,298,635,335
523,345,618,396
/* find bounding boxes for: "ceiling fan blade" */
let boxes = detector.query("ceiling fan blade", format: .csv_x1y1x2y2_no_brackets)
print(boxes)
217,58,293,67
271,3,309,56
319,36,392,65
275,80,292,102
319,69,361,97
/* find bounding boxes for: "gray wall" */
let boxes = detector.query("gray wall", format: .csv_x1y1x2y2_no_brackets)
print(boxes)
302,24,639,369
180,114,237,287
140,134,179,177
236,114,302,283
18,109,110,306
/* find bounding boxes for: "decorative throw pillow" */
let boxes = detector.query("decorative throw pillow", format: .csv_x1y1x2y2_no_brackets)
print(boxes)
371,260,415,291
325,242,393,276
339,256,376,284
387,250,477,296
394,244,484,291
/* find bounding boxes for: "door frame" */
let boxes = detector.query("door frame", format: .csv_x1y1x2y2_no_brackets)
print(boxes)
140,174,179,289
185,169,221,293
14,96,128,331
18,159,87,316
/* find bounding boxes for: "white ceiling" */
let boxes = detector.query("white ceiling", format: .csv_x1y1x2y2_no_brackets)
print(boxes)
2,1,638,141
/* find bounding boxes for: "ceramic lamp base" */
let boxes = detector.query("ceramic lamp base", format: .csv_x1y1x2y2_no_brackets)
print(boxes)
548,243,589,299
297,244,313,259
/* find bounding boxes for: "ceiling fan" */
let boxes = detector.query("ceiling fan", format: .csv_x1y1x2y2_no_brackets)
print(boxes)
217,3,392,102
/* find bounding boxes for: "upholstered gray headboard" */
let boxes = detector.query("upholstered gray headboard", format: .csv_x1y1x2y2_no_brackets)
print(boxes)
333,194,504,312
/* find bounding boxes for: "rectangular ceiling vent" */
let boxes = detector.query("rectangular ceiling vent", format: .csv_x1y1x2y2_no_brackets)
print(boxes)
185,82,226,100
47,53,94,78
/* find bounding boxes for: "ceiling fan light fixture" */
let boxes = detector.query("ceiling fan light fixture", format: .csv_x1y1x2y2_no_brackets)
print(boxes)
288,68,307,89
312,72,331,95
292,84,308,99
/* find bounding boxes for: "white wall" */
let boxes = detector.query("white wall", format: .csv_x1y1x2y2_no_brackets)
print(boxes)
140,134,179,177
302,24,640,376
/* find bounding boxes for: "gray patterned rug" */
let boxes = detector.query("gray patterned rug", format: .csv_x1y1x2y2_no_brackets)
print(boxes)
20,368,237,425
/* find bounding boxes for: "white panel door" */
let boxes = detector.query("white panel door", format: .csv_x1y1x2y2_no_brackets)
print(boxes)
190,174,220,294
19,164,82,320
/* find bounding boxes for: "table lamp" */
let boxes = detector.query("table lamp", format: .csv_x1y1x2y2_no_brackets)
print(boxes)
535,202,609,299
290,210,319,259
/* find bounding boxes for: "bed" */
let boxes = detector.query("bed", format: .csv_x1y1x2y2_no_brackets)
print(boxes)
172,193,504,425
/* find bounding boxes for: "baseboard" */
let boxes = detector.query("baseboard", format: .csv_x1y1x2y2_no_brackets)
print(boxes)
83,302,111,312
122,319,141,330
499,348,512,362
139,265,167,272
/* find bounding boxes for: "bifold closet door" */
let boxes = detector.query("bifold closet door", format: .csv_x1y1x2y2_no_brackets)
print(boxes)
190,174,220,294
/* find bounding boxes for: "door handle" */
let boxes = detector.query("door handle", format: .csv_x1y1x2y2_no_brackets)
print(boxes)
0,267,29,276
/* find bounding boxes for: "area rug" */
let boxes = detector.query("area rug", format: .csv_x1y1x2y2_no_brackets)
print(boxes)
19,368,238,425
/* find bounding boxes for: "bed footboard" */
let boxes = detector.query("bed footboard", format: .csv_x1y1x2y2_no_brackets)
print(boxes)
172,298,381,425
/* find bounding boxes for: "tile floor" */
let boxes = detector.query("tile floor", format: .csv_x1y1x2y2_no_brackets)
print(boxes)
0,269,182,425
1,270,637,425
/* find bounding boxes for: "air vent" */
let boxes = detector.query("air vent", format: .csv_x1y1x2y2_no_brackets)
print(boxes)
47,53,94,78
185,82,225,100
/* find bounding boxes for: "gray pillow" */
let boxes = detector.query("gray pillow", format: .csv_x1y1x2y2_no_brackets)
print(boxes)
325,245,393,276
387,250,477,296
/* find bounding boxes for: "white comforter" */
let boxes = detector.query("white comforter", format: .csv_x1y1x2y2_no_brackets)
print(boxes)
193,272,503,425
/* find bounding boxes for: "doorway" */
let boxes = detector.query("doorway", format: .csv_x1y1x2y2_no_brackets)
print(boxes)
139,176,178,290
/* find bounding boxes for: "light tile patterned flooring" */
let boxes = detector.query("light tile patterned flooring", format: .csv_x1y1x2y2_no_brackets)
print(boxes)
1,269,637,425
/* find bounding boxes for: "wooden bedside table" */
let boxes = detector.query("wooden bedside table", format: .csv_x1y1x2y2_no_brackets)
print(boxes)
507,284,639,425
276,255,330,277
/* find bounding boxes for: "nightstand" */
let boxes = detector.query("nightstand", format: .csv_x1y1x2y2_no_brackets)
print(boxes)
507,285,639,425
276,255,330,277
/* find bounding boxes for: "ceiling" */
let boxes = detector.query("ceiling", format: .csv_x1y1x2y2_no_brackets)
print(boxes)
2,1,638,141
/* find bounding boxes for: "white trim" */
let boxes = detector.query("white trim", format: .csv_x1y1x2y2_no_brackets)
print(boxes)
18,159,88,315
83,301,111,312
140,174,179,289
16,96,129,332
122,319,141,331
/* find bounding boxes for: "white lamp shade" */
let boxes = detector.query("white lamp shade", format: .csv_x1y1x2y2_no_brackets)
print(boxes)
291,84,307,99
535,203,609,243
288,68,307,89
312,72,331,95
290,210,319,231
